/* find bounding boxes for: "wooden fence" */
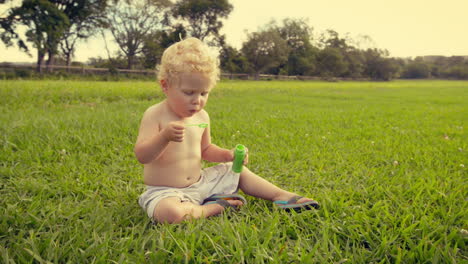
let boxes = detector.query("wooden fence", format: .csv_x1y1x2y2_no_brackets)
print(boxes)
0,63,156,76
0,63,369,81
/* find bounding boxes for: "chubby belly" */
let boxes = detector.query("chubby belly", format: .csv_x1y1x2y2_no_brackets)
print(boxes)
143,127,204,187
143,156,202,188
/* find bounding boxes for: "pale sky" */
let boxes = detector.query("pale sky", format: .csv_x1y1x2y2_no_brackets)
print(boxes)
1,0,467,63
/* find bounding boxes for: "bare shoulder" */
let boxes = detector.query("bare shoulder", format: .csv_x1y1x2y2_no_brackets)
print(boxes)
199,109,210,121
137,102,164,142
144,102,163,116
141,102,164,123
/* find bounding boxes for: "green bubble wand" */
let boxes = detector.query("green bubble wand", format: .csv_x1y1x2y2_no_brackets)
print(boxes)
186,123,208,128
232,144,246,173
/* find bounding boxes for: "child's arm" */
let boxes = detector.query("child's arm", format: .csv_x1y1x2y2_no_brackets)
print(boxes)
202,139,234,162
200,113,233,163
202,142,233,163
134,108,184,164
202,137,249,164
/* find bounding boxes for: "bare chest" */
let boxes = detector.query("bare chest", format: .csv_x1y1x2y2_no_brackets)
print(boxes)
167,127,204,157
158,119,206,161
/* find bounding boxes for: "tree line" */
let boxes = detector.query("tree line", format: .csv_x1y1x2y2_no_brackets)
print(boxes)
1,0,467,80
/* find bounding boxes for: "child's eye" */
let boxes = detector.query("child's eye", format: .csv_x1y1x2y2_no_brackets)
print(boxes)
184,91,193,95
201,92,209,96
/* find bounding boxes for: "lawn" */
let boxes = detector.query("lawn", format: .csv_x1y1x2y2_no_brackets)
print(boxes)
0,80,467,263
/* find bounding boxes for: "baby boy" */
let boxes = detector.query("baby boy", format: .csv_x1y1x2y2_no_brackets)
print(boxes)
135,37,319,224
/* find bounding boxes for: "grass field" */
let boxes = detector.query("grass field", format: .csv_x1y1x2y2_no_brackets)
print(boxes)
0,80,467,263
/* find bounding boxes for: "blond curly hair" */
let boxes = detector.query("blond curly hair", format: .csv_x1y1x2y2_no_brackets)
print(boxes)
157,37,220,88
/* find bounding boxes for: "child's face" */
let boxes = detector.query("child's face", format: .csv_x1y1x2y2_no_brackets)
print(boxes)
162,73,211,118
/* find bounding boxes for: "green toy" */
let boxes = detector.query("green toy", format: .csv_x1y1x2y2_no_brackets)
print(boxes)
232,144,246,173
186,123,208,128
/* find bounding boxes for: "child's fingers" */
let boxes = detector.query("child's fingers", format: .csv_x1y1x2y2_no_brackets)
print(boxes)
229,149,235,161
175,131,184,141
245,148,249,163
169,121,185,130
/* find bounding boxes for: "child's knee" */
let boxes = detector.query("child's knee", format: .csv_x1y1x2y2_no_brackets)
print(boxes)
153,199,188,224
154,205,187,224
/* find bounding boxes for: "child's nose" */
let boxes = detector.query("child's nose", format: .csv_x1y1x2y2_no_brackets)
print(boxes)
192,95,202,105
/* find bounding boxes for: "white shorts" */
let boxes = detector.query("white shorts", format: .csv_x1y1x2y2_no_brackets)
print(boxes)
138,162,240,219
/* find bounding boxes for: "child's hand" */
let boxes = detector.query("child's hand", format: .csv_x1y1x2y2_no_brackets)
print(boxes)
228,147,249,165
162,121,185,142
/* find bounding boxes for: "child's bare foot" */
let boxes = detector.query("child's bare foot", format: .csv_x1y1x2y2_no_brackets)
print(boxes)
203,199,244,215
273,193,314,203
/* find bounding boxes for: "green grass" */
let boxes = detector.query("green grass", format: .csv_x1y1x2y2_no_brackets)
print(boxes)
1,80,467,263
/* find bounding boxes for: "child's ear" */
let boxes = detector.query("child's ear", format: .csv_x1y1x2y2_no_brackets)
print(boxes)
160,80,169,94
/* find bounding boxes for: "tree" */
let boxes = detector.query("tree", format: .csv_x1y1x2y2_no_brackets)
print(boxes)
447,56,464,66
341,50,364,78
401,61,431,79
319,29,350,51
219,44,250,75
316,47,347,78
140,24,187,69
158,23,187,49
363,48,399,80
172,0,232,46
318,29,368,78
0,0,69,72
274,18,317,76
241,29,289,78
444,65,468,79
58,0,108,67
106,0,171,69
140,32,165,69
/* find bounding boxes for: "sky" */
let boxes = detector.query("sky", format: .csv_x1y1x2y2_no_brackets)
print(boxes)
1,0,468,63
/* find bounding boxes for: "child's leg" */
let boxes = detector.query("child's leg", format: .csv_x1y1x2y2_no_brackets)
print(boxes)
153,197,243,224
238,166,313,203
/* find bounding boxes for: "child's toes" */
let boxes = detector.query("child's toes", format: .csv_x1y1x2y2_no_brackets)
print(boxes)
227,200,244,208
297,197,315,204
